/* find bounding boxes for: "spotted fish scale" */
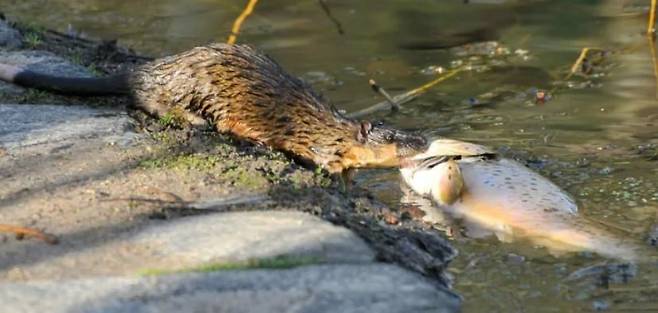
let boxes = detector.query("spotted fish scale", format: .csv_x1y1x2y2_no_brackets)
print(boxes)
401,138,639,260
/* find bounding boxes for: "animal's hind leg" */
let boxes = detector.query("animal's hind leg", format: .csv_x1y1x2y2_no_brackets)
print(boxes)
139,100,207,127
182,111,207,127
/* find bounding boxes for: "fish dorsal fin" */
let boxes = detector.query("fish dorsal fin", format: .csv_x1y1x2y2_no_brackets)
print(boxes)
426,139,495,157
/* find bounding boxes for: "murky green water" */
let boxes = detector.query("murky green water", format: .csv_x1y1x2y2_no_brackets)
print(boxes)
3,0,658,311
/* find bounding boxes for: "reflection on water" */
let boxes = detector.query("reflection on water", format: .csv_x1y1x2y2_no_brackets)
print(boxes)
3,0,657,311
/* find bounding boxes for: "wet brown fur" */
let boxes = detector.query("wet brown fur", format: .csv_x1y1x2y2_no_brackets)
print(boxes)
127,43,426,173
2,43,427,173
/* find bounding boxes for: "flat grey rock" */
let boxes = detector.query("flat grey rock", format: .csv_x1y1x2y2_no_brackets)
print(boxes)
130,210,376,264
0,49,92,94
0,264,460,313
0,104,137,152
0,49,92,77
0,19,22,49
0,211,376,280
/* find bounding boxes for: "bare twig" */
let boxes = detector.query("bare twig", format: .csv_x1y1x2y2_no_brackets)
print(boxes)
649,0,657,35
318,0,345,35
348,66,466,119
102,193,270,211
550,46,606,98
369,79,399,112
0,224,58,244
569,47,590,74
565,47,592,80
648,32,658,98
227,0,259,44
187,194,270,210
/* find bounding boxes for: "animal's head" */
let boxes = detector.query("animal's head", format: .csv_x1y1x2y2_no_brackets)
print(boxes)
357,121,427,156
343,121,427,168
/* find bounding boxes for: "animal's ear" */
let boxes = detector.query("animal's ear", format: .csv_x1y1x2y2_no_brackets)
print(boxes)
357,121,371,143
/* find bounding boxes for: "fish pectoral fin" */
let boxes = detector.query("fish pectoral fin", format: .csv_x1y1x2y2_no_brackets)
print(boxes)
432,159,465,205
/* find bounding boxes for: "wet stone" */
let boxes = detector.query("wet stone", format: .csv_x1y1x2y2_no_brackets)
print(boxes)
647,224,658,247
0,264,461,313
0,19,22,49
0,104,138,153
128,210,377,264
591,299,610,312
0,49,92,95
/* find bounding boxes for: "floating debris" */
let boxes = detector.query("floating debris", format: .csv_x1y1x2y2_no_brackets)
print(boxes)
535,89,548,104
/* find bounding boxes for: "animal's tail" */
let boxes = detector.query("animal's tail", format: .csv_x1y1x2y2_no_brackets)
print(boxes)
0,63,130,96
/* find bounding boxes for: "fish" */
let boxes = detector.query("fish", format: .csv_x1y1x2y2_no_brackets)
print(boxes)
400,138,640,261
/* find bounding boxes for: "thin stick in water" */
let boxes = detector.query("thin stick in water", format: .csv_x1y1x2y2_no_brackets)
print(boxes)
369,79,399,112
348,66,466,119
648,35,658,98
318,0,345,35
227,0,259,44
649,0,657,35
566,47,591,79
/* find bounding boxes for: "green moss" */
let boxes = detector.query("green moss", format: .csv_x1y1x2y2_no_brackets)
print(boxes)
140,153,221,171
223,167,268,189
21,21,47,34
65,52,102,77
149,131,176,144
157,108,190,129
69,51,84,66
86,64,103,77
139,255,323,276
23,32,42,49
284,168,330,190
158,112,177,127
313,169,333,188
16,88,57,103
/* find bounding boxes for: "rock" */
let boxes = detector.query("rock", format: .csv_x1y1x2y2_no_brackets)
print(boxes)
0,211,377,280
566,262,637,287
592,299,610,311
0,104,137,153
0,50,92,94
0,50,91,77
0,19,22,49
129,210,376,264
647,224,658,247
0,264,460,313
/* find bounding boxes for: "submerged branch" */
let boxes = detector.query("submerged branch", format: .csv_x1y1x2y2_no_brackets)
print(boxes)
369,79,399,112
103,193,270,211
348,66,466,119
567,47,592,79
648,32,658,99
318,0,345,35
649,0,657,35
